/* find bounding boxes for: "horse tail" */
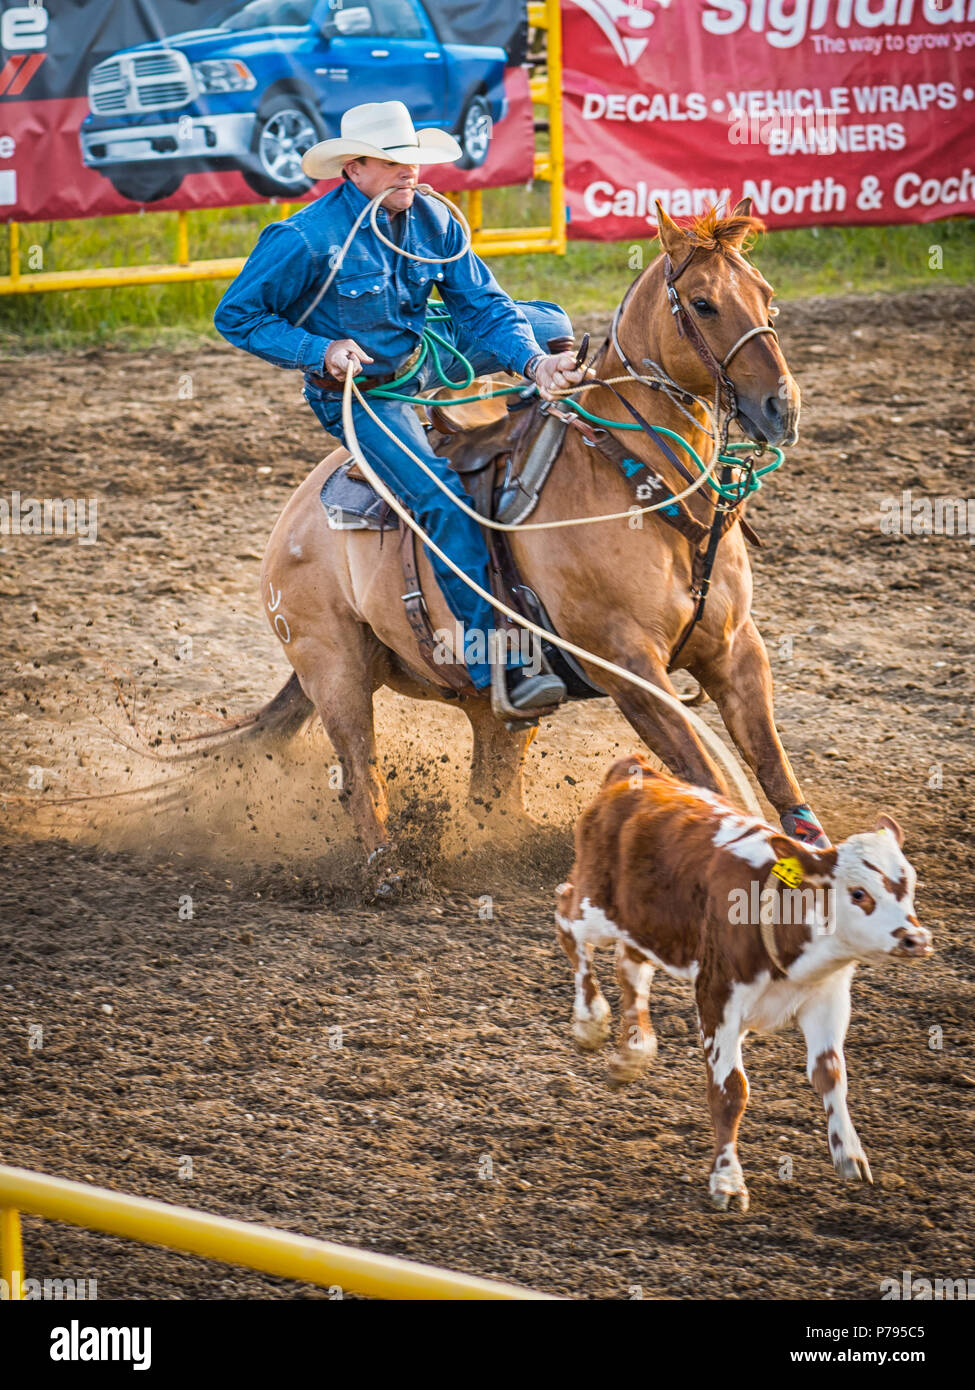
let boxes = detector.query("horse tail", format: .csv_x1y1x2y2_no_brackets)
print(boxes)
175,670,314,750
25,673,318,811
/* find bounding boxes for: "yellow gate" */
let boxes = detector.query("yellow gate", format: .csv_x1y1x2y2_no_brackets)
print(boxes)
0,0,564,297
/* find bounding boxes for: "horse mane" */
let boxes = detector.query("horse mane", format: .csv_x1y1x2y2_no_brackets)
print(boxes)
684,206,766,256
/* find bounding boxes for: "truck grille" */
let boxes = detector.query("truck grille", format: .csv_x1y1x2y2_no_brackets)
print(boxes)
89,50,195,114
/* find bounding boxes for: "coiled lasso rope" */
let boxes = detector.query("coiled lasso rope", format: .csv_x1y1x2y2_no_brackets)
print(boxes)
295,184,473,331
340,367,762,816
300,184,749,531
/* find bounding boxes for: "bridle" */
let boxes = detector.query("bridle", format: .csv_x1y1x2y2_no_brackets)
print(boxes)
663,246,779,417
608,244,780,424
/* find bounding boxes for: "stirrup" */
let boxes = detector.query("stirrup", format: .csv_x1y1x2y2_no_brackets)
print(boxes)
489,660,562,730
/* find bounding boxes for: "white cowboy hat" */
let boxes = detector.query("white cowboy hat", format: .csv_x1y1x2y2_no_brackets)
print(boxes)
302,100,462,181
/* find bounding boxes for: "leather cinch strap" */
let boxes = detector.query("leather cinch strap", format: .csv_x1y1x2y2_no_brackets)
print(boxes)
399,527,475,695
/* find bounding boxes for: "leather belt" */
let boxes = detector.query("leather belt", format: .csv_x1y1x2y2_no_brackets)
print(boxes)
308,343,422,393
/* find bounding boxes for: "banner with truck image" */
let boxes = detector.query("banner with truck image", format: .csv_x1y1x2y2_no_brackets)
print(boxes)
563,0,975,235
0,0,532,218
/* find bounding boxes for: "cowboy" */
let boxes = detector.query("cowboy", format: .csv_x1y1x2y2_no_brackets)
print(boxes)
214,100,583,713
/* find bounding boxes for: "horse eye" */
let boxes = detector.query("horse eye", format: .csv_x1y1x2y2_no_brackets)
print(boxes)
691,298,715,316
850,888,865,903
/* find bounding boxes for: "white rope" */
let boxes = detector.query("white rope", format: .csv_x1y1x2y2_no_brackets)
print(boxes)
352,376,723,532
295,184,468,330
341,369,762,816
369,185,472,263
296,183,737,533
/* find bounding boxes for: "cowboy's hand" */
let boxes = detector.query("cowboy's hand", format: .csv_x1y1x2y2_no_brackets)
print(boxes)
325,338,375,381
532,351,586,401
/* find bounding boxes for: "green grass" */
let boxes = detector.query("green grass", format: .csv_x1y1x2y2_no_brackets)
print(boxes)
1,183,971,353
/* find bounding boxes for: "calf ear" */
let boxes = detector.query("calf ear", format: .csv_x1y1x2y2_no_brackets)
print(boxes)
767,834,837,879
875,813,905,847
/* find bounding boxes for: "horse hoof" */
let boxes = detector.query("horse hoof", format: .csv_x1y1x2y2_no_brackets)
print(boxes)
373,873,403,900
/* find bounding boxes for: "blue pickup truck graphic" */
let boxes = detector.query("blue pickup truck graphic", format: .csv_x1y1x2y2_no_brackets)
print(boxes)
79,0,508,203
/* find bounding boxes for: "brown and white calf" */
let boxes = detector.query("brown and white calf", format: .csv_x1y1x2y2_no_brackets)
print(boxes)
555,756,933,1212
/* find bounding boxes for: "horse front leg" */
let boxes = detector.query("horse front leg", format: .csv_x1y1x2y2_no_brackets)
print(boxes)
600,645,729,796
696,616,829,846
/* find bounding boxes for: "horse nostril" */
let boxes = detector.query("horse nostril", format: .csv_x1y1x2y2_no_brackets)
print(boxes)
763,394,782,426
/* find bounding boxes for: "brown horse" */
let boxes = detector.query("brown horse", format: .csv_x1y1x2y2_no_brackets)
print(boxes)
256,201,819,874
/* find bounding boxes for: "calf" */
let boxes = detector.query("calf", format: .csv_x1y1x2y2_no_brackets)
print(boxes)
555,756,932,1212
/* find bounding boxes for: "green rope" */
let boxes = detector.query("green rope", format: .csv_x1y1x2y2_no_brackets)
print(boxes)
561,399,784,502
360,307,784,503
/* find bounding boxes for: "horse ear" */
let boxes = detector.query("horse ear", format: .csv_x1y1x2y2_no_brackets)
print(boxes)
731,196,753,217
654,201,687,260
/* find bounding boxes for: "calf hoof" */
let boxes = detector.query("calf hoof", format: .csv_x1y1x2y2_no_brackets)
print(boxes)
572,1001,611,1052
710,1156,749,1213
607,1036,657,1085
710,1185,750,1214
834,1152,873,1184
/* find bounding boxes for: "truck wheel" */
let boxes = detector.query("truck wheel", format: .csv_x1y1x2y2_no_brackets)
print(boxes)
455,94,491,170
106,168,184,203
243,95,324,198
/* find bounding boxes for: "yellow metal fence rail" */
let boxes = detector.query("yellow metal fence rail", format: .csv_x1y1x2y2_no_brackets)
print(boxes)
0,0,564,297
0,1164,555,1300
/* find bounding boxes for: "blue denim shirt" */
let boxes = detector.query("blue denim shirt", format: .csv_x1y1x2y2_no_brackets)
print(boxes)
213,179,543,381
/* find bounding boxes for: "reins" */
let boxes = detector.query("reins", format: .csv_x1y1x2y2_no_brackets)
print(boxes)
578,246,784,660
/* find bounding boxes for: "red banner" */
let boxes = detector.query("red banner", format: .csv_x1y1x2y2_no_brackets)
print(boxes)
1,71,533,222
563,0,975,237
0,1,533,222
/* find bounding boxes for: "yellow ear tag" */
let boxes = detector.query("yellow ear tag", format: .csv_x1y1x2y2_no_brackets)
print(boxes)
771,856,804,888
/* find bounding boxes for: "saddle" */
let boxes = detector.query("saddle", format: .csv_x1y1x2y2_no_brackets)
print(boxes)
318,374,606,715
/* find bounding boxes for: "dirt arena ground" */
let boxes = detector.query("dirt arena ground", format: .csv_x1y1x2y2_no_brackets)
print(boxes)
1,285,973,1300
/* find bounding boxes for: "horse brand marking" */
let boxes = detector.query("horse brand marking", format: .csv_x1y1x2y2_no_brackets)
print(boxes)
266,580,291,644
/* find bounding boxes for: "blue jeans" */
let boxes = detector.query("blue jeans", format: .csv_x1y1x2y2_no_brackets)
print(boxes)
304,299,572,689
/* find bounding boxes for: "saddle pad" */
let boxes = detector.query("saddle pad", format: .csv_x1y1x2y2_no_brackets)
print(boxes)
320,458,400,531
